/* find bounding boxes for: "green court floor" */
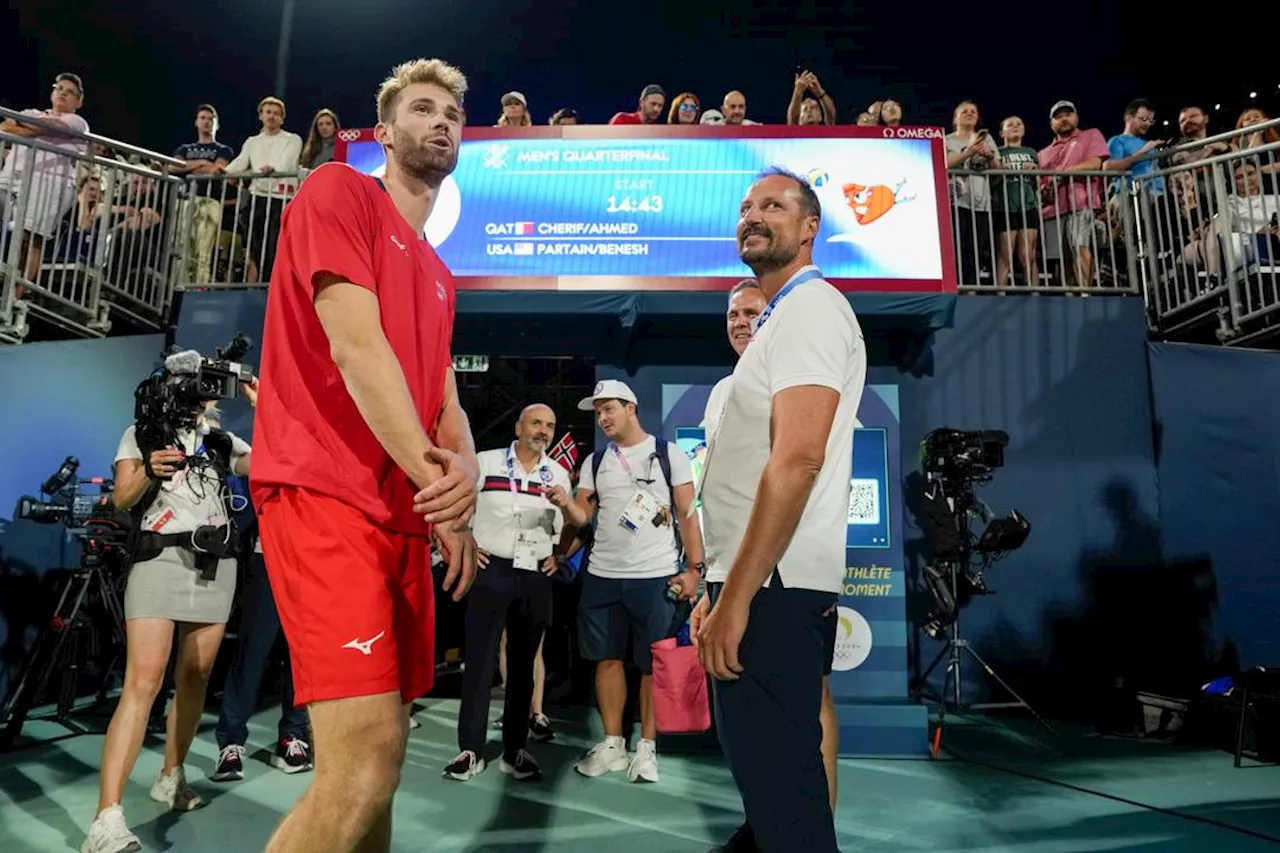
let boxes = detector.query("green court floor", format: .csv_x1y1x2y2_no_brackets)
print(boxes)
2,698,1278,852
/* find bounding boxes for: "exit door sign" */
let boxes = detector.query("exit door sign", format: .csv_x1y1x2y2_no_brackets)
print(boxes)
452,355,489,373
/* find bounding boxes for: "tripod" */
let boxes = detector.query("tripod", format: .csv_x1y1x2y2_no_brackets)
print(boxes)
0,545,129,751
913,495,1053,750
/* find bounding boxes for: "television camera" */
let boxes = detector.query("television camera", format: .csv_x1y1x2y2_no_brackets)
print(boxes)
134,333,255,471
1,458,135,750
16,455,115,528
916,428,1030,633
911,428,1049,735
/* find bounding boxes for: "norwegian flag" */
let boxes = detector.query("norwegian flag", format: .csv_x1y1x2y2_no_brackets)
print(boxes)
549,433,579,473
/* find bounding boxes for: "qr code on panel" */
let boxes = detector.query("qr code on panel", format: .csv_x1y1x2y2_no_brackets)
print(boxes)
847,479,880,525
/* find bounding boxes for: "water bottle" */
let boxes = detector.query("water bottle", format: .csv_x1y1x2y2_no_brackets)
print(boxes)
665,580,682,602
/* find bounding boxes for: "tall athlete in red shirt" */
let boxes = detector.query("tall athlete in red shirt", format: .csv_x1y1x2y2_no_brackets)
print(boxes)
250,58,479,853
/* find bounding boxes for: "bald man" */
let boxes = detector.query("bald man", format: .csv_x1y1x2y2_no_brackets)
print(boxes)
721,91,759,126
446,404,573,783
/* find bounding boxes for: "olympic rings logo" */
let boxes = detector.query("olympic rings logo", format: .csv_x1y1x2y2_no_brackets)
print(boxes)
338,129,362,142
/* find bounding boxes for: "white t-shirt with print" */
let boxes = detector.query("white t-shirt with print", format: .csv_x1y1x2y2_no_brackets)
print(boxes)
579,435,693,579
700,268,865,593
116,425,250,535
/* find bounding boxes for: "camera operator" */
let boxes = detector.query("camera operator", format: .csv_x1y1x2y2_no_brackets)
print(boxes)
82,382,257,853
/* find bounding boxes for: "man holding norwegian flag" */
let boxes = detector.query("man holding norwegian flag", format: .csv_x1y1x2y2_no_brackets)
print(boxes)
444,404,577,783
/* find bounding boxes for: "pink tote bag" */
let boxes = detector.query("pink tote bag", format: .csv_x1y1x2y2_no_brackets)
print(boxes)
650,637,711,734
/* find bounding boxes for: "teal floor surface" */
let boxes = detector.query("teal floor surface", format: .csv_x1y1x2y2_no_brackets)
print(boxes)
2,698,1278,852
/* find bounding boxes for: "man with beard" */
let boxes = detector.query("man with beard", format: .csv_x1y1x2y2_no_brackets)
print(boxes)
698,277,843,848
694,168,865,853
554,379,705,785
445,404,572,783
250,58,481,853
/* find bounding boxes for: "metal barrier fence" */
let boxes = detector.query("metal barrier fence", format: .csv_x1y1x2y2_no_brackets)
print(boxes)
1129,120,1280,346
0,107,186,343
947,167,1138,294
8,119,1280,346
177,171,304,287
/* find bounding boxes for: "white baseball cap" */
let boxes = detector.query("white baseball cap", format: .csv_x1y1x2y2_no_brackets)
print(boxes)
578,379,638,411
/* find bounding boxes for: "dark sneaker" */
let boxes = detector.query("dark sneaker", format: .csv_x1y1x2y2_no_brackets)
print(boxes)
210,744,245,782
499,749,540,781
443,750,485,781
271,737,313,774
709,823,759,853
528,713,554,742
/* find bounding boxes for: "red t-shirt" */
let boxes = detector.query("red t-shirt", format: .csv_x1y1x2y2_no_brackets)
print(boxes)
609,111,643,125
250,163,456,537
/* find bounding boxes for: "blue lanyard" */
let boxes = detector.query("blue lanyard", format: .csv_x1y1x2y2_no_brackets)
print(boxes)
753,268,825,335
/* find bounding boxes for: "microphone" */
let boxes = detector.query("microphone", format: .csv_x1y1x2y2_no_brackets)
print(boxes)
164,349,203,376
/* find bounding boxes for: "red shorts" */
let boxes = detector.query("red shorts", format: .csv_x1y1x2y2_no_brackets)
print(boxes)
257,486,435,707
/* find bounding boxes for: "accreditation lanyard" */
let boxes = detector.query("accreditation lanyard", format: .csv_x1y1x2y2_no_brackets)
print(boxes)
506,445,550,514
752,267,825,336
610,442,656,490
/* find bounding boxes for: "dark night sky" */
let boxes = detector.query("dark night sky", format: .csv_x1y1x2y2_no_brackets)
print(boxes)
5,0,1277,155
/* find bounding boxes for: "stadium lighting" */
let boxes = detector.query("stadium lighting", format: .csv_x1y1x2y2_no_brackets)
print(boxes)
1249,91,1258,99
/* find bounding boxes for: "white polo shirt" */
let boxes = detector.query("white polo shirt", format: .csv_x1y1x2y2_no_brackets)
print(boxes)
579,435,693,580
702,375,734,440
472,444,572,561
700,267,866,593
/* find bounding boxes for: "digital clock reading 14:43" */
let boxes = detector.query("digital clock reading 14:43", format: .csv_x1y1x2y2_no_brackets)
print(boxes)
606,195,664,213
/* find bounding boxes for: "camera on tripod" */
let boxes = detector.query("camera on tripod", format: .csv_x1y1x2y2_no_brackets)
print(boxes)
134,333,255,468
916,428,1030,639
2,459,135,750
911,429,1052,735
17,456,115,529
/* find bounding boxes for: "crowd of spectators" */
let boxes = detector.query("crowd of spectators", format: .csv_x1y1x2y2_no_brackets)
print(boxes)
2,67,1278,295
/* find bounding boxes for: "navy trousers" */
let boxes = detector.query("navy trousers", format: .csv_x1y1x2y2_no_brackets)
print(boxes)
709,575,839,853
215,554,308,749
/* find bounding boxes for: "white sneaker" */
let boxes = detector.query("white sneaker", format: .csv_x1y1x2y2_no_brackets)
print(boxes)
627,738,659,783
81,804,141,853
574,736,629,778
149,766,205,811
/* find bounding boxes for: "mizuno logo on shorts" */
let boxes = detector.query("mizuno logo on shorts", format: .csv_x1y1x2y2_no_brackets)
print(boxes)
342,630,386,656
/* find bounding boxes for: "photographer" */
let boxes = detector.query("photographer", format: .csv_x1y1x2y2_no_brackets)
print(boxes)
82,381,257,853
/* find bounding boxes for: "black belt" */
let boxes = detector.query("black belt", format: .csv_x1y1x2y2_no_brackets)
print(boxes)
135,525,237,580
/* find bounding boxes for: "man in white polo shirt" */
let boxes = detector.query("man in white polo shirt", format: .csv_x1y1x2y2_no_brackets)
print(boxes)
555,379,705,784
702,275,842,845
444,403,572,783
696,167,865,853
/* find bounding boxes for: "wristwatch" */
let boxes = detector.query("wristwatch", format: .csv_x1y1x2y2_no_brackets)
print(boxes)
692,562,706,575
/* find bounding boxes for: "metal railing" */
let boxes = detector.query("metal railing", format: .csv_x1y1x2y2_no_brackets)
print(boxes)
1129,119,1280,346
8,118,1280,346
0,107,186,343
177,171,304,287
947,167,1138,294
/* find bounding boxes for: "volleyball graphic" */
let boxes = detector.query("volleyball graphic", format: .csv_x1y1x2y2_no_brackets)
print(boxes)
806,168,829,189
